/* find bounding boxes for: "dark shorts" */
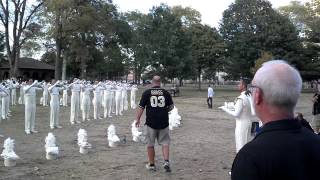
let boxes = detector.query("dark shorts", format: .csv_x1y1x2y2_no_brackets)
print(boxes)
146,126,170,147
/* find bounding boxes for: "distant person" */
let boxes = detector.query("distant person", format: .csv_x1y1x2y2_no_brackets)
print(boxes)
231,60,320,180
136,75,174,172
220,78,253,153
296,112,314,133
23,79,42,134
207,85,214,108
312,83,320,133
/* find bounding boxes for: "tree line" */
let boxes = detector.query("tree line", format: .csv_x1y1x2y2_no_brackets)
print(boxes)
0,0,319,88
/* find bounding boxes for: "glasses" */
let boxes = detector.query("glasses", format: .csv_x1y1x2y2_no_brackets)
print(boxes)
248,84,261,93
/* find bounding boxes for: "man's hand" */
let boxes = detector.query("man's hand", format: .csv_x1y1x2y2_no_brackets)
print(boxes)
135,120,141,128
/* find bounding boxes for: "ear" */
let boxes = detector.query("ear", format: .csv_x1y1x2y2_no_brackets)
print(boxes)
254,88,263,105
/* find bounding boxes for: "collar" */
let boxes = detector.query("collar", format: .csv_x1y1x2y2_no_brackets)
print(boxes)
255,119,301,139
151,86,161,88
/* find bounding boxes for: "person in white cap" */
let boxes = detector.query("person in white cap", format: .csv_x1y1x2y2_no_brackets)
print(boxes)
42,81,49,106
69,78,81,124
92,81,104,120
48,79,63,129
23,79,42,134
81,82,93,121
10,80,19,106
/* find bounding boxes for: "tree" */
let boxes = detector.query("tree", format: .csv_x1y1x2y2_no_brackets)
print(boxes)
0,0,43,77
190,23,224,90
220,0,301,79
0,32,4,61
279,0,320,80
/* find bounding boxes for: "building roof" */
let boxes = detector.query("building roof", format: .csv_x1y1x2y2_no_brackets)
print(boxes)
0,57,54,70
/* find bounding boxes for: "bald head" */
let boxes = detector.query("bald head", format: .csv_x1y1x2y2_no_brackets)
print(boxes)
253,60,302,111
152,76,161,86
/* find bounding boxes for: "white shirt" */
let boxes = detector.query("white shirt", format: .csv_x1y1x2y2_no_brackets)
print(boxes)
208,87,214,98
71,84,81,92
49,87,62,95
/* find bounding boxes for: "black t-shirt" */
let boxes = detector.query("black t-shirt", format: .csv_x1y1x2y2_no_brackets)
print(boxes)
139,86,174,129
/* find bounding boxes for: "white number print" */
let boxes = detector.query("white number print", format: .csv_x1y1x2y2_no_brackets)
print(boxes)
150,96,166,107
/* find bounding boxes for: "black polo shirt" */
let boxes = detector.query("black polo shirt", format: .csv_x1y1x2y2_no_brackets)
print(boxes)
139,86,174,129
232,119,320,180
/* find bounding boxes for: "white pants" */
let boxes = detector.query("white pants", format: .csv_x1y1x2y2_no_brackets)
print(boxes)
43,92,48,106
25,95,36,133
18,88,24,104
235,119,252,153
130,91,137,109
2,96,7,120
111,91,115,113
70,91,80,124
11,89,17,105
81,94,91,121
93,93,102,119
123,91,128,111
103,91,113,118
63,90,68,106
50,95,60,128
6,95,10,113
115,91,122,116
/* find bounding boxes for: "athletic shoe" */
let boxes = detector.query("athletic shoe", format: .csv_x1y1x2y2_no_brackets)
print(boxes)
31,130,39,133
25,131,31,135
55,126,62,129
163,161,171,172
145,163,156,171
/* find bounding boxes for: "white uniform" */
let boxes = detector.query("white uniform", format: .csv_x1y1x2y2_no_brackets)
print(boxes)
115,86,122,116
42,83,49,106
122,86,128,111
0,86,8,121
130,85,138,109
2,87,10,120
103,85,113,118
70,84,81,124
23,84,41,134
62,88,68,106
11,82,19,105
81,86,92,121
48,85,62,129
221,91,253,153
18,83,25,104
93,85,104,120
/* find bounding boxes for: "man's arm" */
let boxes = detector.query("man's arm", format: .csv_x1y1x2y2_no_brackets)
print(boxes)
135,107,144,127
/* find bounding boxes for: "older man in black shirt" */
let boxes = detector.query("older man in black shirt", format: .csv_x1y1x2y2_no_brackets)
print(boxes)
231,60,320,180
136,75,174,172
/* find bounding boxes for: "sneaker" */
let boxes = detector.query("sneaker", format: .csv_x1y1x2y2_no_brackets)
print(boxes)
25,131,31,135
163,161,171,172
50,126,55,130
145,163,156,171
55,125,62,129
31,130,39,133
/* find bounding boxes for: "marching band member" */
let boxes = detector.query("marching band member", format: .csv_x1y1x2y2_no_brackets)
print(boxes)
130,85,138,109
48,80,63,129
92,81,104,120
23,79,42,134
81,81,93,121
69,78,81,125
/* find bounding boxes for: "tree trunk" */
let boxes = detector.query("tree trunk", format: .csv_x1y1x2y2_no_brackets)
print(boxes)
62,51,67,80
198,68,201,90
55,10,62,80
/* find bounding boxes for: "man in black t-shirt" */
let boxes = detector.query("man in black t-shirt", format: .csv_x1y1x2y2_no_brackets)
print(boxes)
136,76,174,172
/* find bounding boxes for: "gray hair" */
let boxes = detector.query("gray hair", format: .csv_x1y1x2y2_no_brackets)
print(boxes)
253,60,302,111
